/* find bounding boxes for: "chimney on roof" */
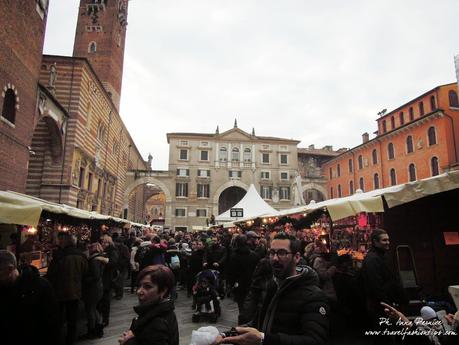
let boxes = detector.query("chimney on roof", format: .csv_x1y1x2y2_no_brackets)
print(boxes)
216,126,219,134
252,127,255,136
322,145,333,151
308,144,315,150
362,132,369,143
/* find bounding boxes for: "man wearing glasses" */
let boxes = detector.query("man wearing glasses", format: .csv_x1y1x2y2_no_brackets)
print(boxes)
218,232,329,345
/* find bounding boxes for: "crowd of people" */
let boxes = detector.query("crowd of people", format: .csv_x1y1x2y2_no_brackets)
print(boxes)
0,225,458,345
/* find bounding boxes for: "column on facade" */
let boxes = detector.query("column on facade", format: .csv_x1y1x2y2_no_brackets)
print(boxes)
228,143,231,168
240,143,243,168
252,144,256,169
215,142,219,168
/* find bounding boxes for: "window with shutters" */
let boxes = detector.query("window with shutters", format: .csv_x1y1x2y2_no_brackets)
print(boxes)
176,183,188,197
175,208,186,217
261,171,271,180
406,136,414,153
279,187,290,200
197,184,210,198
179,149,188,160
200,150,209,161
260,186,272,200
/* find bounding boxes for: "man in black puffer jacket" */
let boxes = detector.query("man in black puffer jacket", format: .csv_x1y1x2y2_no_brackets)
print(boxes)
220,232,329,345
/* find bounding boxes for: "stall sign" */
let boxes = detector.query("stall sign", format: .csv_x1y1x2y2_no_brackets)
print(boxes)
230,208,243,218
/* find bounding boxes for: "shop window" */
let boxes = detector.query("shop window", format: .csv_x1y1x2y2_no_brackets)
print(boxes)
390,168,397,186
399,112,404,125
387,143,395,160
349,181,354,195
1,88,16,124
431,157,439,176
372,149,378,165
408,164,416,182
348,159,353,173
449,90,459,107
409,107,414,121
419,101,424,116
359,177,364,191
358,155,363,170
428,127,437,146
374,173,380,189
430,95,436,111
406,136,414,153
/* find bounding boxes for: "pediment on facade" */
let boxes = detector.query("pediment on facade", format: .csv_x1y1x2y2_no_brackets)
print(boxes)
217,128,253,141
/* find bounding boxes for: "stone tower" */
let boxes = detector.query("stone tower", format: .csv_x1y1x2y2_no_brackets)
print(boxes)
72,0,128,110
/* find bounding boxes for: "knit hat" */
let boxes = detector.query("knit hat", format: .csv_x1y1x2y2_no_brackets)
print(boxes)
420,306,437,320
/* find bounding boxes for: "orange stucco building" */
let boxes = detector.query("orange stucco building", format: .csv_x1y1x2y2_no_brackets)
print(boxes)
323,83,459,198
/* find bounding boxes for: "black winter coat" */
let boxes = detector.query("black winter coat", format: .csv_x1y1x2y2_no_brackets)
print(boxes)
361,247,406,315
245,266,329,345
0,265,60,345
125,299,179,345
102,245,120,290
227,246,259,304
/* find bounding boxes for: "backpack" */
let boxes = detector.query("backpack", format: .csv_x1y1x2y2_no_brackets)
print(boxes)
169,254,180,270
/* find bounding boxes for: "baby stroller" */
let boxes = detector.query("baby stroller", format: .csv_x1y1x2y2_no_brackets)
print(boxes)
191,269,221,323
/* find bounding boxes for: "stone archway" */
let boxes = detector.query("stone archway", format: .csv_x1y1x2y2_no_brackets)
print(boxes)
302,182,328,203
212,180,248,216
123,176,172,208
218,186,246,215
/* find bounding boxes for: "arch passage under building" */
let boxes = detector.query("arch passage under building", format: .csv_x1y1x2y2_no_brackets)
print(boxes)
218,186,246,215
303,188,325,204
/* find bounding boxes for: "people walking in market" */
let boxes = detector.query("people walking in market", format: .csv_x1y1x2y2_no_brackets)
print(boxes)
188,240,205,298
97,234,120,328
203,236,227,298
80,242,108,340
361,228,407,345
113,232,131,300
46,231,88,345
130,238,142,294
221,232,329,345
118,265,179,345
226,234,259,313
0,250,60,345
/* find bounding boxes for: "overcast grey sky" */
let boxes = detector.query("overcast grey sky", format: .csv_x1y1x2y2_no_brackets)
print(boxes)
44,0,459,170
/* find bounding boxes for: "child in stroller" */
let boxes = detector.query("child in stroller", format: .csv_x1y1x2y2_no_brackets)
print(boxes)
192,269,221,323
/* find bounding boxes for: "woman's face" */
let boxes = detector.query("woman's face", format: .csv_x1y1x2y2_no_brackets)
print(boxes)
137,275,165,305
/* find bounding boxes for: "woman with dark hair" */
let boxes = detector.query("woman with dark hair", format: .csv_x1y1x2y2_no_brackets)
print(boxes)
118,265,179,345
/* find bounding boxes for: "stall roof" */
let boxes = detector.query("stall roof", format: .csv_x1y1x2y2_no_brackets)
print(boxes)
236,170,459,223
0,190,131,227
216,184,279,222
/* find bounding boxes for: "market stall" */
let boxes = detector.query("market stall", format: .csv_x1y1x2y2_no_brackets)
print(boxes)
0,190,131,271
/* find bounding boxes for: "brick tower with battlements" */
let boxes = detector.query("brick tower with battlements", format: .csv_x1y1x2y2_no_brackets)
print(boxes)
72,0,128,111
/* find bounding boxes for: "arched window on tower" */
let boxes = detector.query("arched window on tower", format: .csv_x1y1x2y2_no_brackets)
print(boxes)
372,149,378,165
359,177,364,191
430,95,436,111
406,135,414,153
390,168,397,186
349,181,354,195
390,116,395,129
88,41,97,53
408,163,416,182
431,157,439,176
387,142,395,160
449,90,459,107
399,112,404,125
409,107,414,121
1,88,16,124
428,127,437,146
358,155,363,170
374,173,380,189
419,101,424,116
337,184,342,197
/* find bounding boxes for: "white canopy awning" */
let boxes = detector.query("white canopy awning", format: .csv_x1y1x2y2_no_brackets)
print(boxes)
0,190,131,227
216,184,279,222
